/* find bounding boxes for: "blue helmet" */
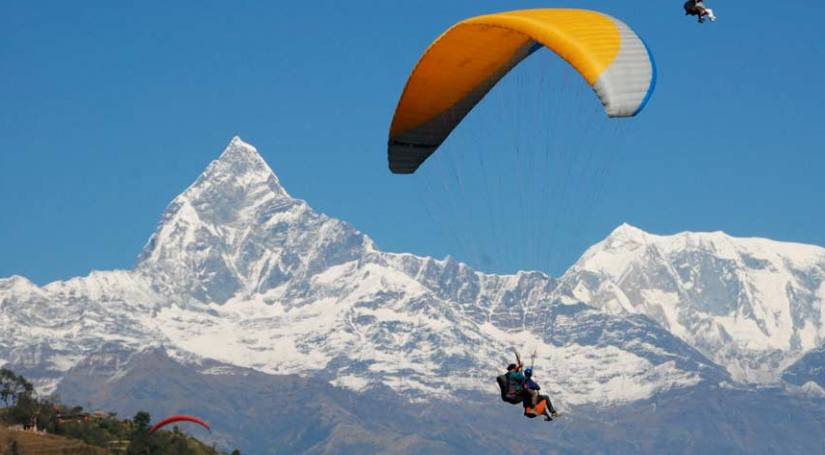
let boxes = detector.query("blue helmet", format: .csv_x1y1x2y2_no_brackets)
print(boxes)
524,368,533,377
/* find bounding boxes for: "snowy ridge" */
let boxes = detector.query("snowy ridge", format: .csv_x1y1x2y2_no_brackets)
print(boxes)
0,270,162,394
555,223,825,383
3,137,818,408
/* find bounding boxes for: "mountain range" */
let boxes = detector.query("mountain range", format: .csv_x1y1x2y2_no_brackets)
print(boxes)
2,137,824,454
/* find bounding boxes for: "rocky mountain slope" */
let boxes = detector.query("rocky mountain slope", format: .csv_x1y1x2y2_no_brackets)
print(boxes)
55,349,825,455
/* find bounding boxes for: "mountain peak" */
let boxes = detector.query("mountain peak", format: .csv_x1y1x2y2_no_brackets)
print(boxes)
196,136,288,197
230,135,251,148
135,137,373,305
219,136,262,163
169,137,292,213
0,275,41,298
604,225,741,255
564,223,825,384
608,223,648,241
136,138,298,293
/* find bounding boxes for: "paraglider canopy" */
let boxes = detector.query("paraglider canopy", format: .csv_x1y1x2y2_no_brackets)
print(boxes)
387,8,656,174
148,415,211,434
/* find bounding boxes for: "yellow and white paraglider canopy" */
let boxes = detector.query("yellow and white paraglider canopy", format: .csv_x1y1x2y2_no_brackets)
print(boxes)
388,9,656,174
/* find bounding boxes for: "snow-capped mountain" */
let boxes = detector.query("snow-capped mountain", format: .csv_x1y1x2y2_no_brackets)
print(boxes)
555,223,825,383
1,137,821,410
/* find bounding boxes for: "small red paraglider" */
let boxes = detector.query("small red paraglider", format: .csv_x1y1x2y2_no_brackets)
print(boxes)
148,415,211,434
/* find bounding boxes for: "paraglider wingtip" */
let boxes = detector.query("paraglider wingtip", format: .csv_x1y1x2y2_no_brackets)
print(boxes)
389,165,415,175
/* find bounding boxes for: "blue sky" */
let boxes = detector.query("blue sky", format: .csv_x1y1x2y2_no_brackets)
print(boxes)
2,1,824,284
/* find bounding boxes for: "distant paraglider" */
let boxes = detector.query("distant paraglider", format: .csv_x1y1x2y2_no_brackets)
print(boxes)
684,0,718,23
387,8,656,174
148,415,211,435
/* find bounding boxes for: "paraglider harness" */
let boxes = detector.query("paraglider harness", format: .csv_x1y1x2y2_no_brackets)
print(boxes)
496,371,523,404
496,349,524,405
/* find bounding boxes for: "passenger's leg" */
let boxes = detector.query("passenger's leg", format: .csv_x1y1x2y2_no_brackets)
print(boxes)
541,395,559,416
705,8,716,21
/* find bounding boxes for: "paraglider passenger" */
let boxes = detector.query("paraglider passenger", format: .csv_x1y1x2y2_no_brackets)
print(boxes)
684,0,717,23
523,368,559,421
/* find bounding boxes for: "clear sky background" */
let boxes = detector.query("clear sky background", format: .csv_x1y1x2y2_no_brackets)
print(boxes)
2,1,824,284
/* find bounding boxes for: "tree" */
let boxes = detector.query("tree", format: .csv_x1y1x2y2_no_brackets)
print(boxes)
133,411,151,431
0,370,39,427
0,368,19,406
127,411,152,455
0,368,33,407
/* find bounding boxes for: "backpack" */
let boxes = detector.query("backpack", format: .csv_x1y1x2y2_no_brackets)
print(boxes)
496,373,522,405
